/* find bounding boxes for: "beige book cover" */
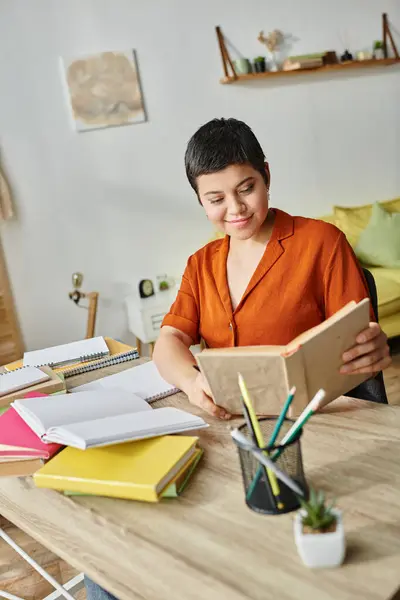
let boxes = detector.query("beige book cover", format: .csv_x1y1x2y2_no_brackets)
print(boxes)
196,298,370,416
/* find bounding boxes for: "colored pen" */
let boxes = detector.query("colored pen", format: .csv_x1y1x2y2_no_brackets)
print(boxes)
271,388,326,461
238,373,284,510
268,386,296,447
231,429,305,497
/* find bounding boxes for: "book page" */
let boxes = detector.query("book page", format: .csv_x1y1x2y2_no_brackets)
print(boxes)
12,390,151,433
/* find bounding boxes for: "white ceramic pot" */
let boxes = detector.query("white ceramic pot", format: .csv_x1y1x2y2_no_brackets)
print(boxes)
294,508,345,568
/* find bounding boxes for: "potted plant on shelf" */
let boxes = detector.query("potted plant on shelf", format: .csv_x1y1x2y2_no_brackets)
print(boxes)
373,40,385,59
294,488,345,568
253,56,266,73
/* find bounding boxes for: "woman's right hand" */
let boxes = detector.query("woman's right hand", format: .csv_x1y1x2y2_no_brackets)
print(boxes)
187,372,231,420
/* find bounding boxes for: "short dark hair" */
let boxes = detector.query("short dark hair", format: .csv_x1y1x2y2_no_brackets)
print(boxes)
185,118,269,193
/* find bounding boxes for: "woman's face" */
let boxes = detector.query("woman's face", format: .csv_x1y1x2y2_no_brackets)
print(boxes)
197,163,270,240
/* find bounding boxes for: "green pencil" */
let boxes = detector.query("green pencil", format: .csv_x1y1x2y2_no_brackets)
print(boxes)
271,389,326,461
268,386,296,447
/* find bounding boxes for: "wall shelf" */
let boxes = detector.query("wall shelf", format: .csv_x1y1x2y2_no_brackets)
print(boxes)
220,58,400,84
216,14,400,86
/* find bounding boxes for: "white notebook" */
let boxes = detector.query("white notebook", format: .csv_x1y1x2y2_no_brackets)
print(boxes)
12,390,207,450
72,361,178,402
0,367,50,398
23,337,109,368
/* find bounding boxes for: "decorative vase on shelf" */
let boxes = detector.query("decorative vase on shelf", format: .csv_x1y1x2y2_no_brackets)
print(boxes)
268,51,279,71
233,58,252,75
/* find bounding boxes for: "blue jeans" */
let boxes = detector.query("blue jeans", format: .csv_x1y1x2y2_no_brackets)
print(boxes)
84,576,118,600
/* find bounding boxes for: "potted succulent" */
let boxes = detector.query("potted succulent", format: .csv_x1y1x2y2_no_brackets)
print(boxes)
294,488,345,568
373,40,385,59
253,56,266,73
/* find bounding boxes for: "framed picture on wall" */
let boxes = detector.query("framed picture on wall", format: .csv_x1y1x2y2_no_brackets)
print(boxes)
60,49,146,132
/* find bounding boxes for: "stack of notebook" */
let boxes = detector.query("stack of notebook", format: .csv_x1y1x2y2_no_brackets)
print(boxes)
0,394,62,476
0,366,65,409
34,436,203,502
5,337,140,377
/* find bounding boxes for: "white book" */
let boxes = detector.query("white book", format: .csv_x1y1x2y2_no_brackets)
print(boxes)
11,391,208,450
0,367,50,398
23,337,109,368
72,361,178,402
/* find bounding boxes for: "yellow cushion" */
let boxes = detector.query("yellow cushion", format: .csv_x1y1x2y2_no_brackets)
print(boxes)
380,311,400,339
318,214,339,226
368,267,400,319
333,197,400,247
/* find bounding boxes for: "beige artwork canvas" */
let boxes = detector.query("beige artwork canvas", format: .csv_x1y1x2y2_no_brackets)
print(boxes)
61,50,146,132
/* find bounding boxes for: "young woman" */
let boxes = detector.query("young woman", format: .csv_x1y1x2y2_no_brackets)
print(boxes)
85,117,391,599
153,117,391,419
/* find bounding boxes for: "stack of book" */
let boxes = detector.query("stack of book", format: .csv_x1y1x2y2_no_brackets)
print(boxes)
283,51,338,72
0,337,206,501
0,365,66,409
35,436,204,502
0,394,62,476
283,54,324,71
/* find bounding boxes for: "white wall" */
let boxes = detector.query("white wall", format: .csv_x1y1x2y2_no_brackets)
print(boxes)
0,0,399,350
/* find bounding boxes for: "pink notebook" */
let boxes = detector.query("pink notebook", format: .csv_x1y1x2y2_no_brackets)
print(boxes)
0,394,62,459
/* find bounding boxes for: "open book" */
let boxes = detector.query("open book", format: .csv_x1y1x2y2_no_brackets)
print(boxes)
12,391,207,450
196,298,371,416
72,360,178,402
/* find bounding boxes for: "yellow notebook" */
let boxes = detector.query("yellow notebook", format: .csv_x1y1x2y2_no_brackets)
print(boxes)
34,436,199,502
63,448,203,499
5,337,134,374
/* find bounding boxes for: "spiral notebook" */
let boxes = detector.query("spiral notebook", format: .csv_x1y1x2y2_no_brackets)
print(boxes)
23,337,109,368
63,348,139,378
72,361,178,403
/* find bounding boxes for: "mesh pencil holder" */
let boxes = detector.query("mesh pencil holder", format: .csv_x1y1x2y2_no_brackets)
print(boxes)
236,418,308,515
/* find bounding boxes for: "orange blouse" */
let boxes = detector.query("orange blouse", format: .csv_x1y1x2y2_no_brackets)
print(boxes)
162,209,372,347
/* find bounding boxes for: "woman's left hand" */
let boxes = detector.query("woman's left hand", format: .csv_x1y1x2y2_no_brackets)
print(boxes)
340,322,391,375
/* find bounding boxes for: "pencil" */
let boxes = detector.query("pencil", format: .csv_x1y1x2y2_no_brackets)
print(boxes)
268,386,296,447
271,389,326,461
238,373,284,510
238,394,275,505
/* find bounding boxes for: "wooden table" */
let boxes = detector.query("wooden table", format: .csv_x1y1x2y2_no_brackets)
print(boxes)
0,361,399,600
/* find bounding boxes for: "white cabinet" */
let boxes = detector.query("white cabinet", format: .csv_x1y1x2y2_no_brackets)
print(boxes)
125,287,178,345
